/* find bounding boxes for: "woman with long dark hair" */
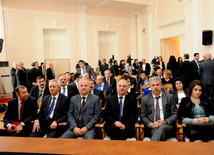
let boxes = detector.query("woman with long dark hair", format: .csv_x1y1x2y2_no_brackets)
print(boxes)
167,55,178,78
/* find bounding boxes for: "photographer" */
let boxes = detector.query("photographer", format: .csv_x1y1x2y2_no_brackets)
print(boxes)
125,56,134,73
110,60,120,77
132,59,139,75
100,59,109,76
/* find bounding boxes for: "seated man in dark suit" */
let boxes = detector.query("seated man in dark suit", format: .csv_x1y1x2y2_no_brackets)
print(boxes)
61,78,101,139
94,75,112,99
70,73,81,95
30,79,70,138
59,74,79,99
30,76,50,100
104,79,138,140
89,79,105,107
141,76,177,141
64,72,73,85
104,70,116,90
136,71,149,93
3,85,37,136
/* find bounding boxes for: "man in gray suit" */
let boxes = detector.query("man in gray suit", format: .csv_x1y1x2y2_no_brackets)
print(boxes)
76,60,96,80
198,53,214,102
61,78,101,139
141,76,177,141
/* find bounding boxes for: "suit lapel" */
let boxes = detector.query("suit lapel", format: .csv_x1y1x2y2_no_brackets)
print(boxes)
77,95,81,112
53,94,61,117
14,98,19,120
45,95,52,116
149,94,154,122
83,94,91,111
161,92,167,119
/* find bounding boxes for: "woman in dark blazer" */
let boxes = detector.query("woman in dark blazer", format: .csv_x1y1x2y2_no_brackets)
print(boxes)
155,56,165,72
169,77,189,108
178,80,214,142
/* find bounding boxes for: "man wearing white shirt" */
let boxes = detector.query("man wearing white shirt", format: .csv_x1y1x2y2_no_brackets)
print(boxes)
105,79,138,140
141,76,177,141
192,53,200,80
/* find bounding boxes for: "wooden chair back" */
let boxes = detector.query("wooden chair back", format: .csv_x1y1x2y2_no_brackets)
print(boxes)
37,98,43,114
162,84,173,93
140,84,150,96
103,90,107,101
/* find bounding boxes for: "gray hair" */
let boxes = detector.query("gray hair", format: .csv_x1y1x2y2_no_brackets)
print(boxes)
78,78,90,85
117,79,128,87
149,76,161,85
104,69,111,74
49,79,60,87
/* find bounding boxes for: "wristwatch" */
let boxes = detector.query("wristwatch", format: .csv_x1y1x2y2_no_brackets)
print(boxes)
19,122,25,127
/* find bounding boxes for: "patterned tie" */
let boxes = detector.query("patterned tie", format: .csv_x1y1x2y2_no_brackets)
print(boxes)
45,97,56,120
20,102,24,121
80,97,86,128
155,96,160,121
62,87,66,95
119,97,123,122
107,79,109,85
98,85,102,91
38,89,43,99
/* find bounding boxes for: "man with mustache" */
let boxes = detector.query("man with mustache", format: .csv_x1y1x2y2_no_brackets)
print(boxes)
141,76,177,141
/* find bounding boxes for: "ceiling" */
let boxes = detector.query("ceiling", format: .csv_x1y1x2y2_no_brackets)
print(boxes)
33,0,150,11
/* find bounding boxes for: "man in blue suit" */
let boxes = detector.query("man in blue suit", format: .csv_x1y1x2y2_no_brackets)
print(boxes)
94,75,112,99
136,71,149,93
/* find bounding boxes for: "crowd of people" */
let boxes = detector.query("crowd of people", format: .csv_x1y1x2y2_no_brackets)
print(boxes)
2,52,214,142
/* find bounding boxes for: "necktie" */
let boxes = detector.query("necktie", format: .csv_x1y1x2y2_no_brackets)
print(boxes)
38,89,43,99
52,69,54,77
80,97,86,127
98,85,102,91
119,97,123,122
62,87,66,95
107,79,109,85
155,96,160,121
20,102,24,121
45,97,56,120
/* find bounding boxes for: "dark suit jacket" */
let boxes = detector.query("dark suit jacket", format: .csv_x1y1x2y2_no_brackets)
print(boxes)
139,63,151,74
141,92,177,128
198,59,214,85
10,67,17,87
93,89,105,106
27,68,42,84
104,77,116,90
76,65,96,80
68,94,101,130
69,82,79,95
30,86,50,100
46,68,55,81
169,89,189,105
155,61,165,71
3,96,37,128
178,61,196,86
38,66,45,77
191,60,200,79
60,85,79,99
132,63,140,75
94,83,112,98
136,78,149,93
37,93,70,124
104,95,138,137
16,68,27,86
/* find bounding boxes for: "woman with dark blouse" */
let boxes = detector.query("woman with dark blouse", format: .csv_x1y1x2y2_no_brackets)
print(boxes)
177,57,183,65
155,56,165,71
161,69,173,84
169,77,189,108
178,80,214,142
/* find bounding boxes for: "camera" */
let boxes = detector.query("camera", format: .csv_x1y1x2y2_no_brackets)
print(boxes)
127,55,133,66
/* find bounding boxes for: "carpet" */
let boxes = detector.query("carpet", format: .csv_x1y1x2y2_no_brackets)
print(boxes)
0,98,12,103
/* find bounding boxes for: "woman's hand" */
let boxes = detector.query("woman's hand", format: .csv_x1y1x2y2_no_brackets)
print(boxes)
193,117,210,124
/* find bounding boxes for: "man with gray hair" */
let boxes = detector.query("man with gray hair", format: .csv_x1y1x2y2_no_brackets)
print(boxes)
30,79,70,138
199,53,214,102
16,62,27,86
141,76,177,141
104,79,138,140
10,62,18,98
104,70,116,90
61,78,101,139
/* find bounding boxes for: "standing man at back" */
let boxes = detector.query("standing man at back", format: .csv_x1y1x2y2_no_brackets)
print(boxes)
16,62,27,87
178,54,195,88
10,62,18,98
192,53,200,80
46,63,55,82
198,53,214,102
76,60,96,80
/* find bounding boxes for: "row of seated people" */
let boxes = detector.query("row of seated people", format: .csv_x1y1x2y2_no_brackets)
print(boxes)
1,75,214,142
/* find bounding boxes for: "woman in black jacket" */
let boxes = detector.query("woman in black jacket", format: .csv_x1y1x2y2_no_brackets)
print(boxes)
178,80,214,142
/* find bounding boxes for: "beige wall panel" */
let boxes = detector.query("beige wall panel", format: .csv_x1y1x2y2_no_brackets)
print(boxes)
2,0,79,14
72,18,80,70
142,19,149,61
157,0,184,24
5,14,38,69
87,19,95,67
121,22,131,60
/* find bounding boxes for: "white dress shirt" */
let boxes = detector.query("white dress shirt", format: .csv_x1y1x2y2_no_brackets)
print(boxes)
152,92,164,121
60,85,68,97
49,93,59,119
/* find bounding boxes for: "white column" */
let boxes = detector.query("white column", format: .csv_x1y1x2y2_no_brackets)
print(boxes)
136,11,143,60
192,0,200,57
146,5,154,61
0,0,6,61
130,11,137,59
79,5,88,61
184,0,192,56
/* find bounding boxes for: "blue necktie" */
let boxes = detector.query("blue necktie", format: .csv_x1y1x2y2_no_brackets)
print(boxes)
45,97,56,120
98,85,102,91
119,97,123,122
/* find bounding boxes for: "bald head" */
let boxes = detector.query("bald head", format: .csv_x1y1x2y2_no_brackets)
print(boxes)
205,53,212,60
13,62,18,69
96,75,104,85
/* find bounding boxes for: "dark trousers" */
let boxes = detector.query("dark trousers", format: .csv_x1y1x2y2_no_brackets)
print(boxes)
204,85,214,102
107,125,135,140
12,85,16,98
